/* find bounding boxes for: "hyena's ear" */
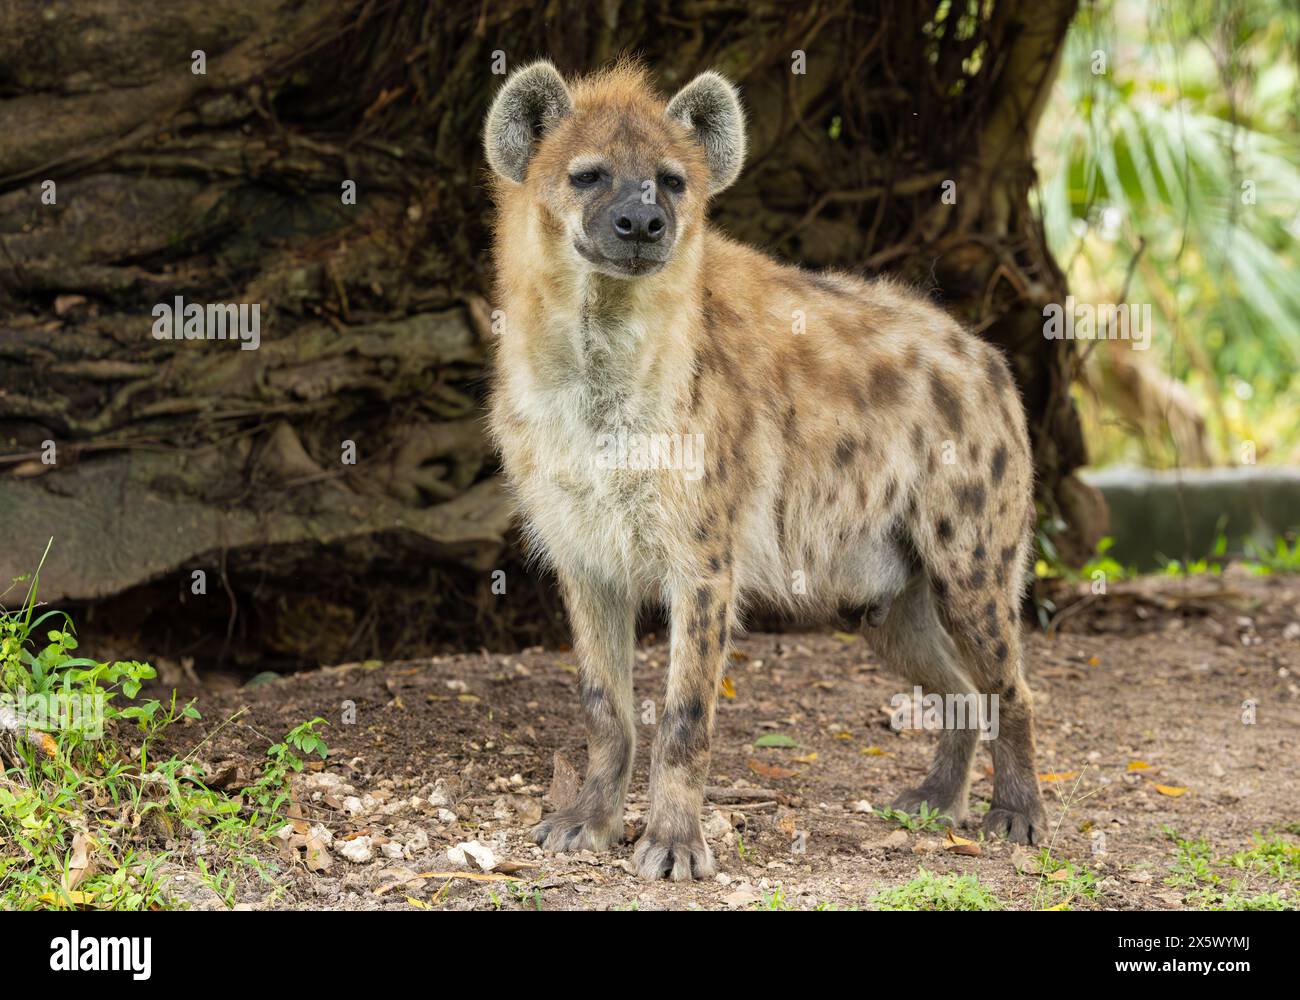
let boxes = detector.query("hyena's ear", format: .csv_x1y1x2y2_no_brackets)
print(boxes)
483,61,572,183
666,71,747,195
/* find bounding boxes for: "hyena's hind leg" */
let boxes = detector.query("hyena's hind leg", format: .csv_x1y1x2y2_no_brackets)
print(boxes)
866,571,979,826
531,573,636,853
927,537,1048,845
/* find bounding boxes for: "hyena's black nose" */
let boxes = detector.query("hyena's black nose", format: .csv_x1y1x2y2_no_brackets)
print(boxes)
612,201,667,244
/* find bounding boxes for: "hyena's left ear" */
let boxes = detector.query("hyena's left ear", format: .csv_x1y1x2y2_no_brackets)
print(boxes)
484,60,572,183
666,71,747,195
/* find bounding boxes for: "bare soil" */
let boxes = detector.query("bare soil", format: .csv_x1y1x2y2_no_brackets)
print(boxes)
158,571,1300,910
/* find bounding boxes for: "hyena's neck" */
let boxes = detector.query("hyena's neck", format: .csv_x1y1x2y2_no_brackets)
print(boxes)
512,234,705,430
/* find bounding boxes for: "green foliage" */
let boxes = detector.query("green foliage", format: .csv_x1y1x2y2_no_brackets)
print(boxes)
1038,0,1300,467
873,868,1003,911
0,543,327,910
876,803,955,833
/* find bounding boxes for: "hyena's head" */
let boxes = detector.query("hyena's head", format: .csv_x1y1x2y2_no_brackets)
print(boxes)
483,60,746,279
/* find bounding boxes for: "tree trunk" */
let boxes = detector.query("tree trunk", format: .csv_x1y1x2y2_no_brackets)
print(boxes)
0,0,1098,666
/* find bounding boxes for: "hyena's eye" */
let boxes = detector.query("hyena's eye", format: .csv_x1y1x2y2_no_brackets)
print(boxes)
570,169,602,188
659,173,685,192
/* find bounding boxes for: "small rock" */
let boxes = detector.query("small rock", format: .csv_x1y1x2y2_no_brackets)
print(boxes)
406,829,429,853
337,836,373,864
381,841,404,860
721,886,762,908
702,810,733,841
447,840,498,871
876,829,910,850
849,799,874,813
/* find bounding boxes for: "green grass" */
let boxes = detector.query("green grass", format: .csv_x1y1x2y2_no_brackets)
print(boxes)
1161,826,1297,910
1031,847,1102,909
873,868,1003,911
0,542,327,911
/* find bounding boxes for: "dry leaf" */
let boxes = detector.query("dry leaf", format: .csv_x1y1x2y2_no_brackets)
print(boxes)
945,828,981,856
1038,771,1079,782
1152,783,1188,797
720,676,736,699
415,871,522,883
65,832,98,892
747,758,797,780
1127,760,1152,771
792,752,818,764
860,746,893,757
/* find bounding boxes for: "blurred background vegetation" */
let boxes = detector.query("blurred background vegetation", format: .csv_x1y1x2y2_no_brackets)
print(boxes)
1036,0,1300,470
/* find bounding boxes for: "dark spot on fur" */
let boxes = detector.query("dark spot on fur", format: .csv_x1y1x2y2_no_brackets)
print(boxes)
806,270,855,297
931,576,949,601
986,350,1014,392
955,481,986,514
928,369,964,430
973,543,986,559
662,697,709,767
782,402,799,440
936,517,954,542
968,568,986,588
688,362,705,414
999,544,1016,569
834,436,857,467
884,479,898,508
868,363,906,407
995,640,1008,662
991,443,1008,483
695,586,712,620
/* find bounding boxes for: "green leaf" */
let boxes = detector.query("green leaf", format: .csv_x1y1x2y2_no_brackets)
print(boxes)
753,733,798,749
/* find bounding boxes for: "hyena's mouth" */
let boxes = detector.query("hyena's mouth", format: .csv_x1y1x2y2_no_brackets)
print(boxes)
574,239,668,278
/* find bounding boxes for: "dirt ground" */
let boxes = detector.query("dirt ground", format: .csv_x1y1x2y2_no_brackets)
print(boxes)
157,571,1300,910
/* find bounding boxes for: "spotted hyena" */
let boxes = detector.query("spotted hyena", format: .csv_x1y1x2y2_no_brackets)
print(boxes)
483,61,1047,880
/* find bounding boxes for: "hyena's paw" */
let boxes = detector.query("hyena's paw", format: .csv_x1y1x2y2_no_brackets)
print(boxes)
890,787,966,826
530,807,623,854
632,826,715,881
982,799,1048,845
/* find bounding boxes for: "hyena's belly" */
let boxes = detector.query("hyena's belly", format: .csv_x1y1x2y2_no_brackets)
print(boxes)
735,494,912,616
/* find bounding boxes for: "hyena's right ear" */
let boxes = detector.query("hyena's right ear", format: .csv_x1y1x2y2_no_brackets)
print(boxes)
484,61,572,183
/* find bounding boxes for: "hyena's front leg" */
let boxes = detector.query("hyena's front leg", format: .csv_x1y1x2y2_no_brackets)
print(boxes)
633,577,731,880
532,573,636,853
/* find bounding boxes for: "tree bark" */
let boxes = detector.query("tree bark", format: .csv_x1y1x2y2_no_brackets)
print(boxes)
0,0,1096,664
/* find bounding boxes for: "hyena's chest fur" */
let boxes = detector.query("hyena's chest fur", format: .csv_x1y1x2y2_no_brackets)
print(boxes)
505,314,690,588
